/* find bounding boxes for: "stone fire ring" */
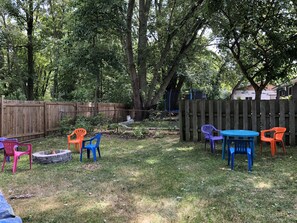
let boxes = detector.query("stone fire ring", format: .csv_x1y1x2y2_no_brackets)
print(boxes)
33,149,72,164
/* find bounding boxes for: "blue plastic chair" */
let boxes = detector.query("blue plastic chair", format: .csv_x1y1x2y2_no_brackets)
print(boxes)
227,139,253,171
201,124,223,153
80,133,102,162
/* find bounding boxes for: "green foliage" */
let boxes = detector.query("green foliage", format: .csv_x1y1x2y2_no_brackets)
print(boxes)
59,114,112,135
132,127,149,139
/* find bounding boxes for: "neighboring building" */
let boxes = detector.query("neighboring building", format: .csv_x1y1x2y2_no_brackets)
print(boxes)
276,78,297,99
232,84,277,100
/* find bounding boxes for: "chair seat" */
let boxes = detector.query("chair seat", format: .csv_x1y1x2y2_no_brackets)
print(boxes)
211,136,223,140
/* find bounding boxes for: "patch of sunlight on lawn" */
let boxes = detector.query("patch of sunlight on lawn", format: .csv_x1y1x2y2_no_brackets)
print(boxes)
137,145,144,149
254,181,272,189
134,196,177,220
34,197,62,212
176,146,194,151
78,201,109,214
146,158,159,165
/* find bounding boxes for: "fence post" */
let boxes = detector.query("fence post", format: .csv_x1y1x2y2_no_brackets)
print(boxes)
0,95,4,136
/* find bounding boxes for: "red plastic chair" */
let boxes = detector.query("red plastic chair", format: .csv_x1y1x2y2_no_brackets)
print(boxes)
2,140,32,174
67,128,87,152
260,127,286,156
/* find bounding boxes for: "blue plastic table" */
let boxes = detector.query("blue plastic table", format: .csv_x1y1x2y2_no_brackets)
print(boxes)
220,130,259,160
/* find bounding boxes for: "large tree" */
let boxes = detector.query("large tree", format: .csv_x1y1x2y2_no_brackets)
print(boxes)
209,0,297,100
122,0,207,119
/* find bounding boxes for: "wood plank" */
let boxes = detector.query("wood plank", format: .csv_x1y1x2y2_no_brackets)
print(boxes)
217,100,222,130
251,101,257,131
225,100,231,130
234,101,239,129
243,100,248,129
269,100,275,128
179,100,184,141
279,100,285,127
192,100,198,141
209,100,214,124
260,101,267,130
289,100,295,145
185,100,190,141
200,100,206,142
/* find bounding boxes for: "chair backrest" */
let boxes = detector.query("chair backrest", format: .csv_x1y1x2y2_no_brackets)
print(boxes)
92,133,102,146
2,140,19,156
227,139,251,154
272,127,286,141
74,128,87,139
201,124,216,137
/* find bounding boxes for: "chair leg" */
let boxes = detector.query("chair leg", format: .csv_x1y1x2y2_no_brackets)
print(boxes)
97,147,101,158
13,156,18,174
210,141,214,153
247,148,252,171
2,155,6,172
80,149,83,162
29,154,32,170
92,149,97,162
87,150,90,159
229,148,235,170
281,141,286,154
231,152,235,170
260,141,262,154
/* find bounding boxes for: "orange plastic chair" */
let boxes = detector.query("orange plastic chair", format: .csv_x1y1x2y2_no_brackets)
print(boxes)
2,140,32,174
67,128,87,152
260,127,286,156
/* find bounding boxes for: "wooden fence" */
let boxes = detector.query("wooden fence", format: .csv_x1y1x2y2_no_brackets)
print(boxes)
0,98,128,141
179,99,297,146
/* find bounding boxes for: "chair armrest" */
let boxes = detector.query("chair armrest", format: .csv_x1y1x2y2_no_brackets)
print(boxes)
17,143,32,152
67,132,75,139
261,129,275,138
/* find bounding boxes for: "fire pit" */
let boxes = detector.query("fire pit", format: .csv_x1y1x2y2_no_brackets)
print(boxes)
33,149,72,164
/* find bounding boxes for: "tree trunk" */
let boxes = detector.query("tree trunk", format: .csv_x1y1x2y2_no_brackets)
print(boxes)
26,0,34,100
125,0,143,120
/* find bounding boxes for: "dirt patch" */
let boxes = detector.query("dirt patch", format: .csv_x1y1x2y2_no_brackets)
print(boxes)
82,163,101,171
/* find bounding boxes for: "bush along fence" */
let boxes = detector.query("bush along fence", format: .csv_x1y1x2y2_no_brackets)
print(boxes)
179,99,297,146
0,97,128,141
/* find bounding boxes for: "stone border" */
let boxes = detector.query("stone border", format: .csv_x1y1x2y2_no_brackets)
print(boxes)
32,149,72,164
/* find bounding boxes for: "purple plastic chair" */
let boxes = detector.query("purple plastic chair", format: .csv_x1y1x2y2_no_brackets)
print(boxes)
201,124,223,153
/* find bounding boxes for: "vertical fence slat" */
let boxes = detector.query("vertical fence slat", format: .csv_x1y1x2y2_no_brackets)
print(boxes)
217,100,222,130
179,100,184,141
289,100,295,145
279,100,286,127
199,100,206,142
192,100,198,141
243,100,248,129
185,100,190,141
225,101,231,130
269,101,275,128
260,101,266,130
209,101,214,124
234,101,239,129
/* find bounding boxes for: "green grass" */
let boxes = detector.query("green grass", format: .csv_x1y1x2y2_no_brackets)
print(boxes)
0,135,296,223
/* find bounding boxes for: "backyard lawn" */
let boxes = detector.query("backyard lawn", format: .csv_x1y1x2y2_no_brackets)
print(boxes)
0,134,296,223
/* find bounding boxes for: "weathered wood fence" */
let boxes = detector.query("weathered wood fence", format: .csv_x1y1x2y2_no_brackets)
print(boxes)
179,99,297,146
0,98,128,141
